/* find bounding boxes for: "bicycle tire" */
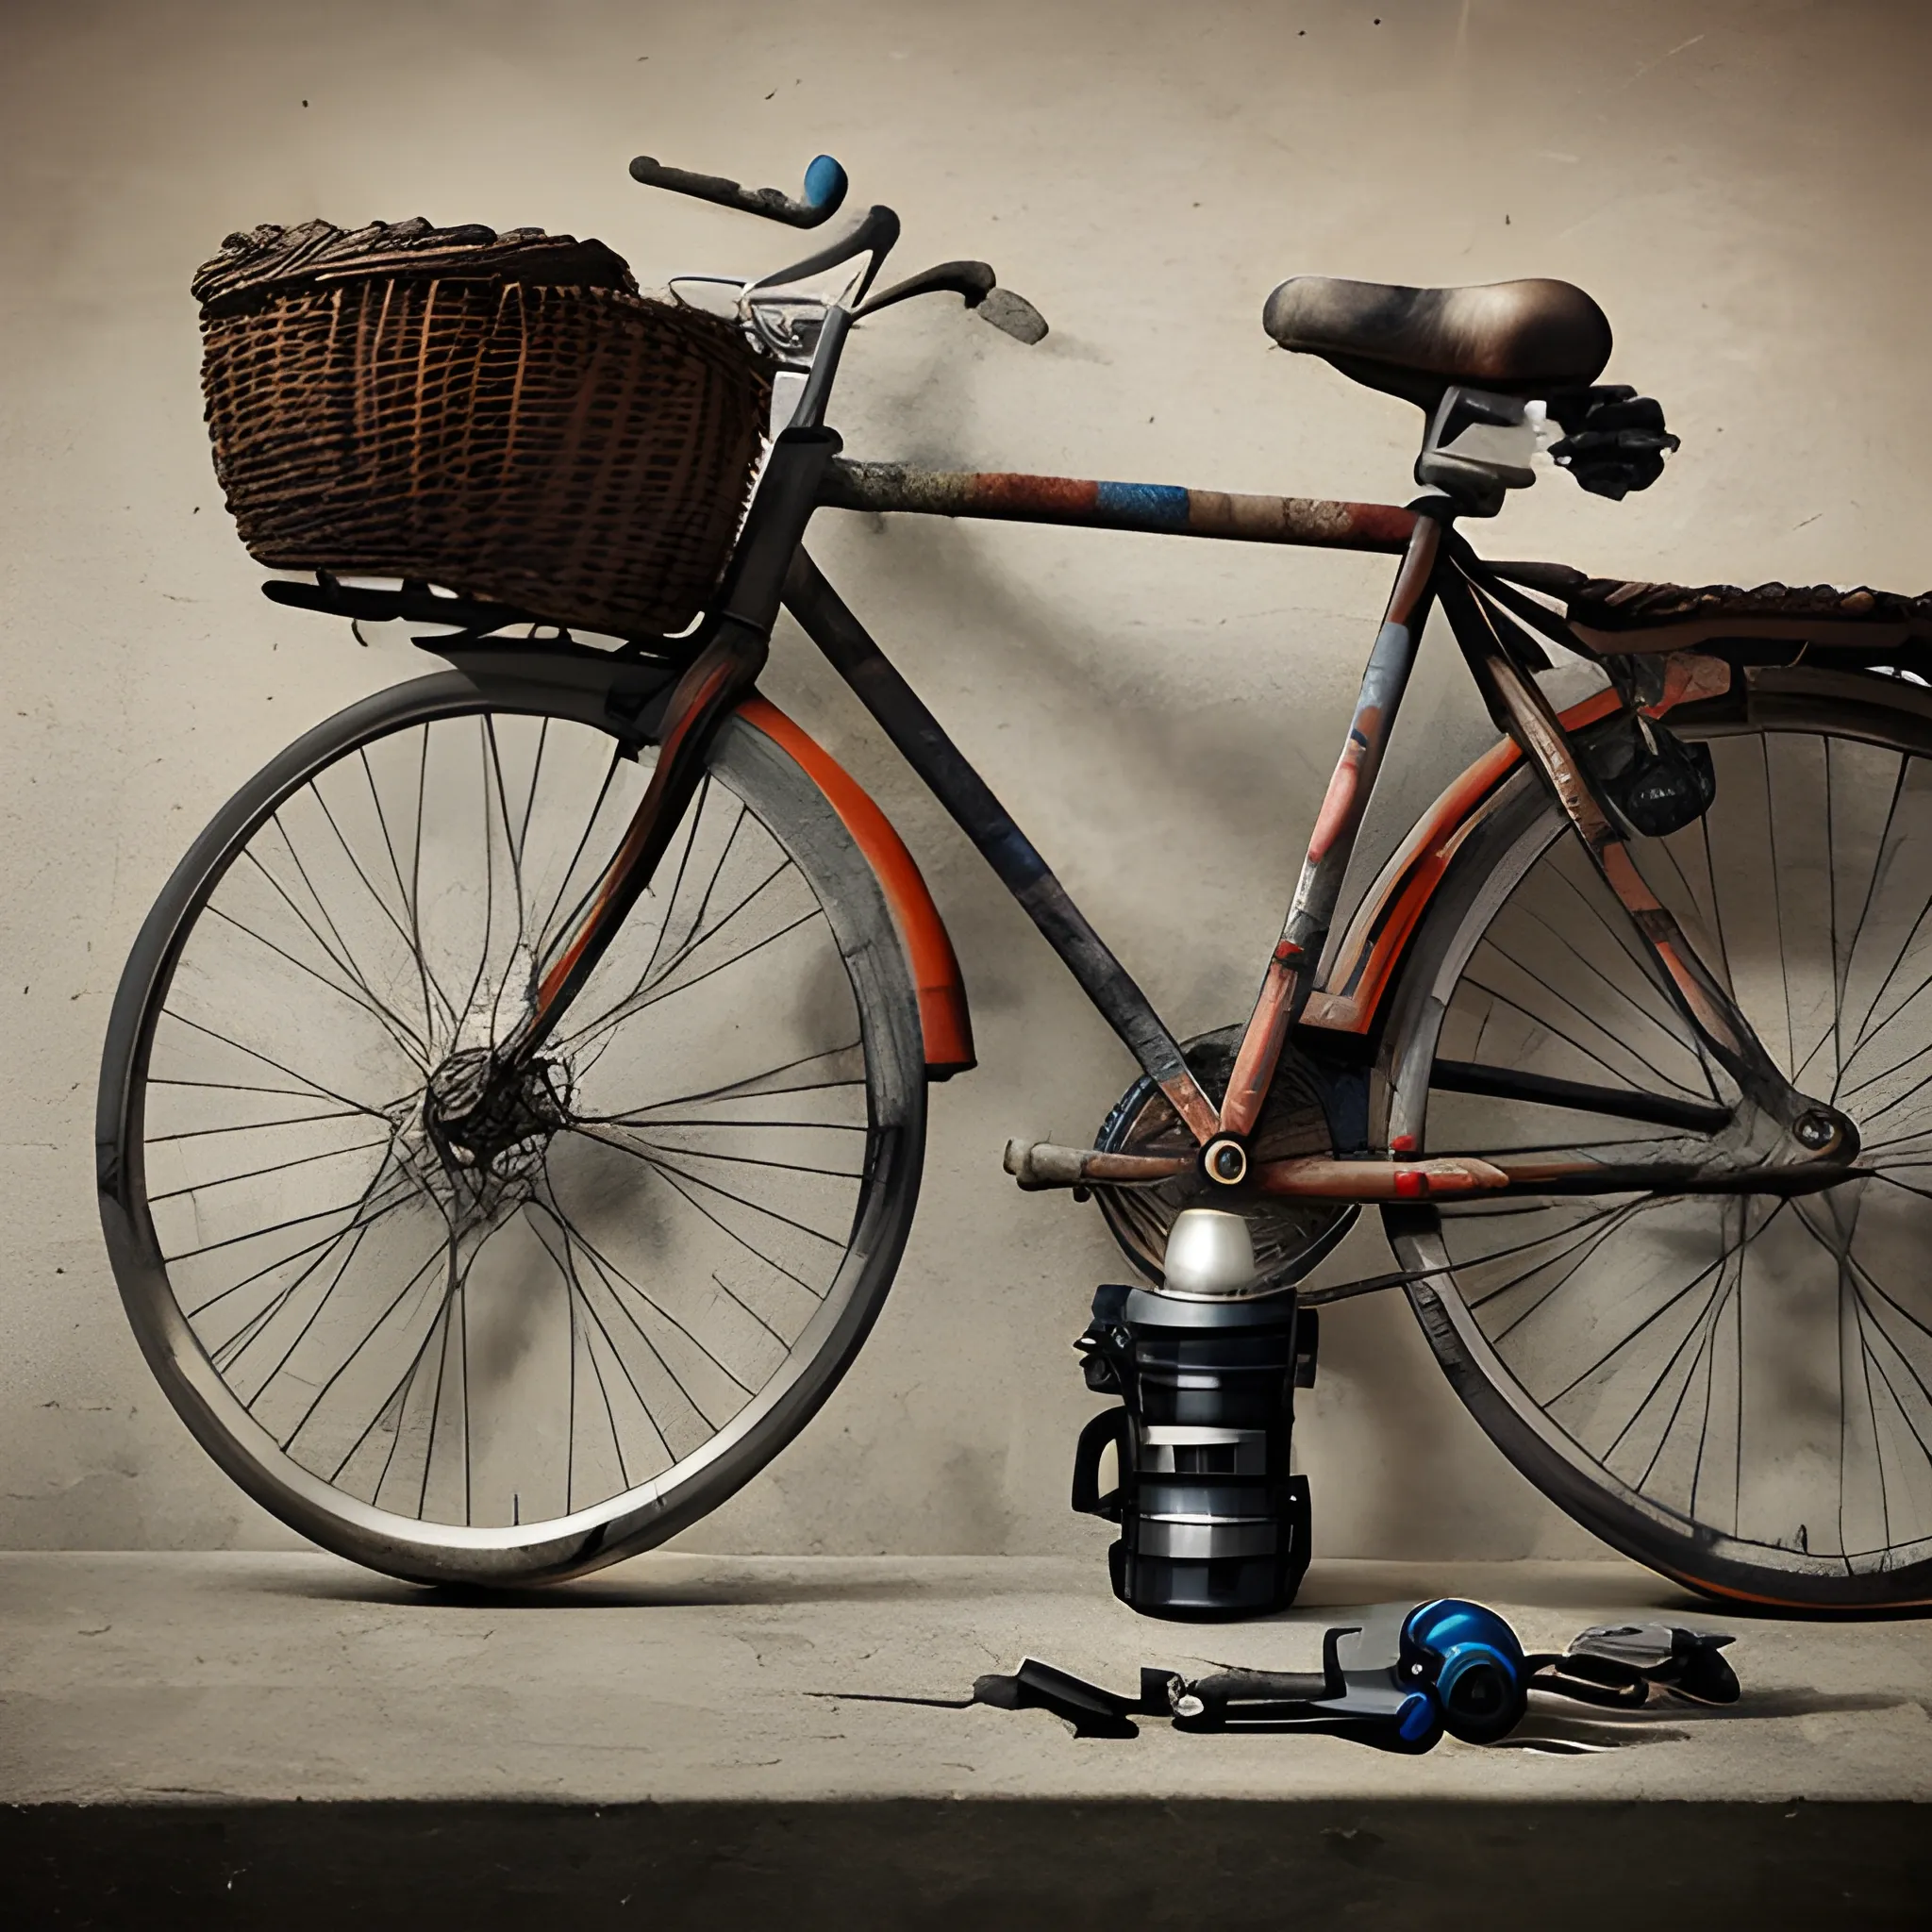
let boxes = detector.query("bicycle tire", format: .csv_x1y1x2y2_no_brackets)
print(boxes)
1383,665,1932,1607
97,670,925,1587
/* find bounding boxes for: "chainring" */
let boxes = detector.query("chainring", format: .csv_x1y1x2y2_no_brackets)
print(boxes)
1092,1024,1357,1290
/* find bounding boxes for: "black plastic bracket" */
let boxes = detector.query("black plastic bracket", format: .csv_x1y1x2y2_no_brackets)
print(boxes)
1545,385,1681,499
261,573,533,634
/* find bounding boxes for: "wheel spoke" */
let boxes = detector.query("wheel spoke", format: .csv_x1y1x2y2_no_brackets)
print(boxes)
119,699,905,1549
1412,702,1932,1589
560,858,808,1058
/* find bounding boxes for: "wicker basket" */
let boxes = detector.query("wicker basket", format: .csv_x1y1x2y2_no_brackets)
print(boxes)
195,219,774,637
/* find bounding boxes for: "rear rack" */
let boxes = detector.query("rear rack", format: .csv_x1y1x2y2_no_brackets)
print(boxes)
1564,575,1932,634
1487,559,1932,660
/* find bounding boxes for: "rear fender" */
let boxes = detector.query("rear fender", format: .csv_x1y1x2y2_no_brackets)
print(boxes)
1301,651,1731,1037
736,697,975,1079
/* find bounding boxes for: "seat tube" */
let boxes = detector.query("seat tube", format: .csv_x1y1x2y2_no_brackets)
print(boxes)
1221,512,1443,1139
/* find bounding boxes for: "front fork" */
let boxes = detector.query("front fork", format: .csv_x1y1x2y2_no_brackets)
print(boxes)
496,427,841,1069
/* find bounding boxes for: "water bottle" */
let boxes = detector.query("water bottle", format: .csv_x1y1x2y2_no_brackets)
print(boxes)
1072,1209,1316,1620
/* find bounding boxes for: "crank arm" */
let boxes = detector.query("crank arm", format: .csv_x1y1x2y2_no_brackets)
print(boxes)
1003,1140,1189,1191
1002,1140,1509,1200
1005,1136,1861,1204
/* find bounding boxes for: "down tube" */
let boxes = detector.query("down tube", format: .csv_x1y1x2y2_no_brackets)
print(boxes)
782,551,1221,1142
1221,513,1443,1137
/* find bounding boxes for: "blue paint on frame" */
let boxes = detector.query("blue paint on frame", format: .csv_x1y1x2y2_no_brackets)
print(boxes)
1093,481,1191,530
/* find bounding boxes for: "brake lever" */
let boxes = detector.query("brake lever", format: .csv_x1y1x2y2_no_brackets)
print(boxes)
854,260,1049,342
628,152,848,228
749,205,902,303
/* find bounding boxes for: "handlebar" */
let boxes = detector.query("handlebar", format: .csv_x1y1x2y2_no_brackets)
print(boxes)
751,204,902,301
639,147,1050,417
856,261,1048,343
628,152,848,228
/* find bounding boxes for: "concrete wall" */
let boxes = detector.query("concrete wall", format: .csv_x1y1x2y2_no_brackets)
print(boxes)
5,0,1928,1557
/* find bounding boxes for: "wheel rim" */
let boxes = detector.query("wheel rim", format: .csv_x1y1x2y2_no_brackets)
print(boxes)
125,702,895,1545
1395,682,1932,1592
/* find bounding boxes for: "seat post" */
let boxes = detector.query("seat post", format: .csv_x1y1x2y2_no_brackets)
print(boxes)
1414,386,1543,516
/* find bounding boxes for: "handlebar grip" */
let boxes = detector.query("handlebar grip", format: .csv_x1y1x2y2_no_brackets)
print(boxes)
628,153,849,228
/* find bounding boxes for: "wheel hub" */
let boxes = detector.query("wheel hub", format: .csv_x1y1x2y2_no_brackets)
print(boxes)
424,1047,573,1177
1790,1106,1859,1161
1201,1136,1250,1187
1092,1024,1358,1290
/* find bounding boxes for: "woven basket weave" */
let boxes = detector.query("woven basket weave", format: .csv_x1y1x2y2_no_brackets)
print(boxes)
196,219,773,637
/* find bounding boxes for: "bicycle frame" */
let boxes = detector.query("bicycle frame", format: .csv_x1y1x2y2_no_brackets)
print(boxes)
506,432,1865,1209
799,457,1861,1197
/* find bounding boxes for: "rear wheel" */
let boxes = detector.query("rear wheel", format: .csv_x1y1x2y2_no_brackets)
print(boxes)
98,671,925,1586
1384,668,1932,1607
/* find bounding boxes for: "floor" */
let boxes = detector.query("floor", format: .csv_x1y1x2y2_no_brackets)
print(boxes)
4,1550,1929,1926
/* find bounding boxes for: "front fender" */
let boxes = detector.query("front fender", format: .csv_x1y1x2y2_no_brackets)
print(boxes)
736,696,975,1079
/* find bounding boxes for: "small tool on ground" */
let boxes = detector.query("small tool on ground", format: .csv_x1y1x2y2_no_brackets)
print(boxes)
824,1601,1740,1752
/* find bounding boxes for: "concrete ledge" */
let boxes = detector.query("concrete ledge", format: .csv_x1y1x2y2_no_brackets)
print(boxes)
8,1797,1931,1930
4,1551,1928,1925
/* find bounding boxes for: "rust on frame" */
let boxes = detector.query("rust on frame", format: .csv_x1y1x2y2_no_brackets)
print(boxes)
1218,514,1444,1137
969,473,1101,516
1303,652,1733,1036
1256,1155,1509,1200
1305,722,1376,866
820,458,1418,554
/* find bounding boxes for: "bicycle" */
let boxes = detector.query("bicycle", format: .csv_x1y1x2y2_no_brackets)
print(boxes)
97,151,1932,1610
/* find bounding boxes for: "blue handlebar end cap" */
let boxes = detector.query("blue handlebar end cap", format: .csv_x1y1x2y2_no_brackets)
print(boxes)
803,155,848,212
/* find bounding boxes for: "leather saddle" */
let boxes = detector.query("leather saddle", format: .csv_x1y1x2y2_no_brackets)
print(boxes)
1262,275,1613,408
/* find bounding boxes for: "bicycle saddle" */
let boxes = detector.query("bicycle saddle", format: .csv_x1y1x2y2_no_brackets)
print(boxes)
1262,275,1612,408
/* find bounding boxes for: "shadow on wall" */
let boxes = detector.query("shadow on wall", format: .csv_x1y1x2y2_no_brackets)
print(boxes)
824,511,1385,838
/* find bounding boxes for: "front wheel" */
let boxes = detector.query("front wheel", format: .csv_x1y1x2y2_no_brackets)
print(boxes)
98,671,925,1586
1384,666,1932,1608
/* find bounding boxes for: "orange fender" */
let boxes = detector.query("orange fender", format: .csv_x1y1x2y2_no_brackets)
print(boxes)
736,697,975,1079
